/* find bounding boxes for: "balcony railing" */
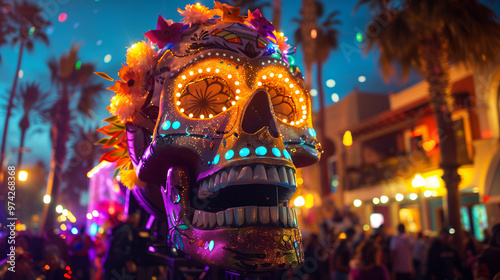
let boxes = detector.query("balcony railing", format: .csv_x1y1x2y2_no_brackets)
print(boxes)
345,149,472,190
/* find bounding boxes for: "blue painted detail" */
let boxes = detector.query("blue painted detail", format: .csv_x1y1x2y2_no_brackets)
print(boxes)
213,154,220,165
225,150,235,160
172,121,181,129
272,147,281,157
209,240,215,251
162,120,171,130
312,128,317,137
173,194,181,204
178,224,188,230
255,146,267,156
283,149,291,160
239,147,250,157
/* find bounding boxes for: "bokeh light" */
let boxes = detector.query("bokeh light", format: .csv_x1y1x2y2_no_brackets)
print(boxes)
58,13,67,22
326,79,336,88
358,75,366,83
104,54,112,63
331,93,339,102
310,89,318,97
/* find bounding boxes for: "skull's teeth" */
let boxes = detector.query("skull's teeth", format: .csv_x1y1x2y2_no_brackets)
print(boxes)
191,206,299,229
197,165,296,199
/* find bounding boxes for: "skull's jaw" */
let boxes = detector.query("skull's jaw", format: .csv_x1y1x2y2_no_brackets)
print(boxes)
180,226,304,272
162,165,304,272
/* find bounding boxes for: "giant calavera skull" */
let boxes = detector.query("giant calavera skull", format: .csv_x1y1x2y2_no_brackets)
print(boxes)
126,19,321,272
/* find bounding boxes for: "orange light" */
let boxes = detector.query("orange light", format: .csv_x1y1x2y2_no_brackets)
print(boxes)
45,264,50,270
343,131,353,147
310,29,317,39
484,195,490,202
422,139,437,152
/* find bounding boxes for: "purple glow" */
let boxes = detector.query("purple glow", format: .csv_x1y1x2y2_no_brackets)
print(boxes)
148,246,156,252
146,215,155,230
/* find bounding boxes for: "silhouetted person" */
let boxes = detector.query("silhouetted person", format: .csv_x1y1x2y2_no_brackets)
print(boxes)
390,224,414,280
103,212,140,280
349,239,390,280
331,228,355,280
476,223,500,280
69,225,93,280
413,232,426,280
426,228,462,280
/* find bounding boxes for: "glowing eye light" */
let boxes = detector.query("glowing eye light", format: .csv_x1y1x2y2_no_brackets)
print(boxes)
289,84,294,88
213,154,220,164
178,84,183,88
299,98,304,102
215,69,220,73
283,149,291,160
180,108,185,112
189,71,194,75
200,115,205,119
222,107,227,111
198,69,202,73
172,121,181,129
239,148,250,157
235,96,240,100
228,74,232,79
176,101,181,105
231,101,236,105
257,82,262,86
285,78,289,82
278,74,283,78
189,113,194,118
209,114,213,118
235,81,239,85
225,150,235,160
272,147,281,157
162,121,171,130
236,89,240,93
206,68,211,72
255,146,267,156
176,93,181,97
295,90,300,94
182,75,186,80
262,75,267,80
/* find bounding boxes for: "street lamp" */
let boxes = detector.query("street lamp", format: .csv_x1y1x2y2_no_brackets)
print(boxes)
412,174,425,188
18,170,28,181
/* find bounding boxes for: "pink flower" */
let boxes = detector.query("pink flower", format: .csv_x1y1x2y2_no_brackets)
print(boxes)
144,15,184,49
247,9,275,39
178,3,215,26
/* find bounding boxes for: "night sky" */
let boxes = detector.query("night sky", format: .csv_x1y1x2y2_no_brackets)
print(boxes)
1,0,500,167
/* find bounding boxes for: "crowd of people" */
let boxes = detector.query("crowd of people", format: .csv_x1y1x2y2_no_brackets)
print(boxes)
1,210,500,280
299,218,500,280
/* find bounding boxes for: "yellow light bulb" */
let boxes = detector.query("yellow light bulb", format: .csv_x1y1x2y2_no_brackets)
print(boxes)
189,71,194,75
189,113,193,118
235,81,239,85
227,74,232,79
222,107,227,111
200,115,205,119
176,93,181,97
182,75,186,80
206,68,211,72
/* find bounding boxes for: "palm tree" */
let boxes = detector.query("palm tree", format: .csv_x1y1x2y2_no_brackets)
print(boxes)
40,45,105,233
0,0,15,64
292,0,318,89
357,0,500,253
0,0,50,176
294,2,341,195
17,82,50,169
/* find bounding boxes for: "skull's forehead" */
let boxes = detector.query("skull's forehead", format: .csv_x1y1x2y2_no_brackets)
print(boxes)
152,21,293,85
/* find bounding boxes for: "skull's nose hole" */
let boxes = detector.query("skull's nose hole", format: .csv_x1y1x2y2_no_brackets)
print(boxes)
241,90,280,138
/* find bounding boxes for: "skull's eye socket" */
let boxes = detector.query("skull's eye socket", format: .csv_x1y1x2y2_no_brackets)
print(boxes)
264,83,298,124
176,77,235,119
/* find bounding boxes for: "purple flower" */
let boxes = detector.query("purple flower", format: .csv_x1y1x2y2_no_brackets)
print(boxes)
247,9,275,39
144,15,184,49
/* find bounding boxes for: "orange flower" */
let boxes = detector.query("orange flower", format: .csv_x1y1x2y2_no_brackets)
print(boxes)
107,64,144,97
271,30,291,54
214,1,245,23
178,3,215,26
